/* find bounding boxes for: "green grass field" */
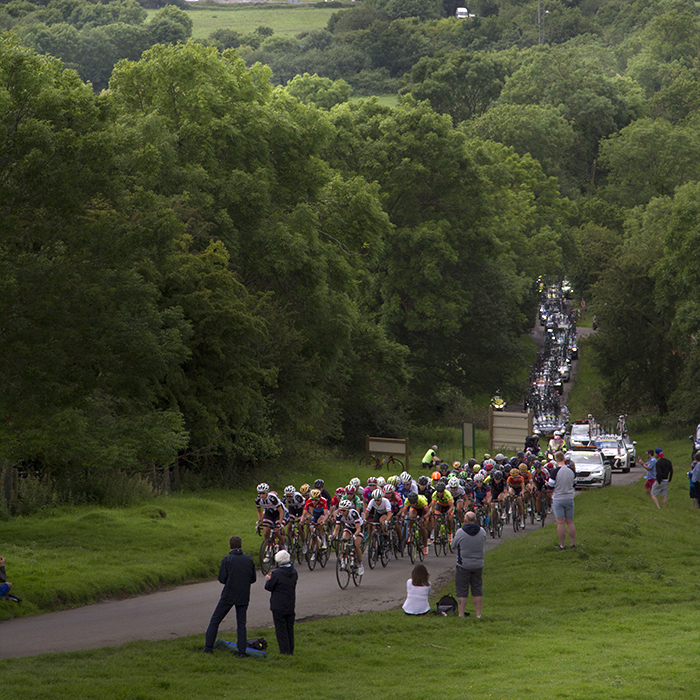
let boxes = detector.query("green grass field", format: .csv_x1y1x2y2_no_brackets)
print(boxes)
152,4,341,39
2,477,699,700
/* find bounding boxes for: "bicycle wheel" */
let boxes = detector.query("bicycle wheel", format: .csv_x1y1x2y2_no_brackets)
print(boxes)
259,539,273,575
433,524,442,557
318,540,330,568
368,531,379,569
512,503,520,532
379,534,390,567
305,531,318,571
407,530,415,564
388,456,404,470
415,524,425,561
336,553,350,589
351,553,363,587
529,498,536,525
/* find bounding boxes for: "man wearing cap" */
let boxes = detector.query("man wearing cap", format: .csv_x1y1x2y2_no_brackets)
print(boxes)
652,448,673,509
203,535,257,656
265,549,299,655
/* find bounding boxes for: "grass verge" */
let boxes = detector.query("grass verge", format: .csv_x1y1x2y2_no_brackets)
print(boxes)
2,477,699,700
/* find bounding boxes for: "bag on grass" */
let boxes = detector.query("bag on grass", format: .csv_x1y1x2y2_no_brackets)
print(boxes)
436,595,458,615
247,638,268,651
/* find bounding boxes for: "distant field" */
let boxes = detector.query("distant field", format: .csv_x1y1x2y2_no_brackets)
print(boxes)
152,3,343,39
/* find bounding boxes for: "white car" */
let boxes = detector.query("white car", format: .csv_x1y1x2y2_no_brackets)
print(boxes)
566,449,612,488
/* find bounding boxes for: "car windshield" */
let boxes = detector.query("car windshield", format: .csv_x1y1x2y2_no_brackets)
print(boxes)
568,452,603,466
596,441,619,449
571,426,589,438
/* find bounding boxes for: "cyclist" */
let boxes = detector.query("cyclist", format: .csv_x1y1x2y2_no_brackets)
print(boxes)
488,469,507,525
531,461,551,519
430,471,442,487
402,491,431,556
430,481,454,540
301,488,329,548
472,473,491,518
519,462,535,512
364,488,393,535
332,499,364,576
329,487,346,519
506,468,525,524
362,476,379,507
344,483,364,514
549,431,565,453
383,483,404,541
447,476,467,525
399,471,418,497
256,483,287,549
282,485,306,541
313,478,332,505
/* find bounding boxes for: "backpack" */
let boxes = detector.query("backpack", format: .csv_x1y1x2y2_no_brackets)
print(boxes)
247,637,268,651
436,594,458,615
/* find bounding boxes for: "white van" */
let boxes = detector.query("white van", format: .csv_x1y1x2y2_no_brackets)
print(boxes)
455,7,474,19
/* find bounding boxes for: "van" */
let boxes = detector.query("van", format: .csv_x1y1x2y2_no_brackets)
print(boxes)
455,7,473,19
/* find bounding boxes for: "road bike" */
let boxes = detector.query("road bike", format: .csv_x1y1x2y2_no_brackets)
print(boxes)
433,513,452,556
367,525,391,568
405,517,425,564
305,522,330,571
336,537,363,589
489,500,504,539
287,519,305,565
257,523,282,575
358,453,405,471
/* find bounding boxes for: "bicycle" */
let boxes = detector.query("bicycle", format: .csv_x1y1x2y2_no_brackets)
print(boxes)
489,500,503,538
433,513,451,556
288,519,305,565
536,488,551,527
509,496,521,533
336,537,363,589
405,517,425,564
305,522,330,571
358,453,405,471
367,524,391,568
257,523,282,575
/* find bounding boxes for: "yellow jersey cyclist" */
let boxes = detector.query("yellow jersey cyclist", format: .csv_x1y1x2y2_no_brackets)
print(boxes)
401,491,431,555
332,499,365,576
430,481,455,539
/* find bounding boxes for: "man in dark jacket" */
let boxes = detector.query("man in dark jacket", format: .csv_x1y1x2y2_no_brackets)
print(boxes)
203,535,257,656
652,448,673,509
452,511,486,618
264,549,298,655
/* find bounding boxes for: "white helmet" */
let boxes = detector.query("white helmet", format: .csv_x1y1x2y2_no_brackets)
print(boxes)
400,471,412,484
376,476,386,488
257,483,269,493
284,485,296,495
372,489,383,501
447,476,460,489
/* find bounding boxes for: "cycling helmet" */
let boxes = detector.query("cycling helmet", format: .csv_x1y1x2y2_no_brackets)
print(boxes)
452,461,461,470
339,499,353,510
335,487,346,496
519,464,529,474
310,489,322,500
345,484,356,495
400,471,412,484
300,483,310,496
474,473,485,483
483,453,491,461
284,485,296,496
510,468,519,477
484,459,495,470
468,459,477,469
447,476,460,489
367,476,378,486
495,453,505,462
493,470,503,481
314,479,325,489
350,477,361,488
431,471,442,481
257,483,269,493
533,460,542,469
376,476,386,488
407,492,419,505
383,483,394,494
372,489,383,501
388,475,399,487
464,478,475,491
459,470,469,479
435,482,446,493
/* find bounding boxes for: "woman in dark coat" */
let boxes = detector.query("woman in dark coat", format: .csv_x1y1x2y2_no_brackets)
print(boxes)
264,549,298,655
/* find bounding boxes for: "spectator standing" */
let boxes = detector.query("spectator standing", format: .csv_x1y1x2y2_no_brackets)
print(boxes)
264,549,298,655
203,535,257,656
452,511,486,619
691,453,700,509
402,564,431,615
652,448,673,509
638,449,657,496
550,450,576,550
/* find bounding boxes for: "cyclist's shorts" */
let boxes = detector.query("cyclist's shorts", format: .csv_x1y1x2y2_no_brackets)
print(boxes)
436,503,451,514
410,506,428,518
262,515,280,529
284,509,302,523
510,486,523,496
342,523,361,536
473,494,487,505
311,508,325,524
370,509,387,524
